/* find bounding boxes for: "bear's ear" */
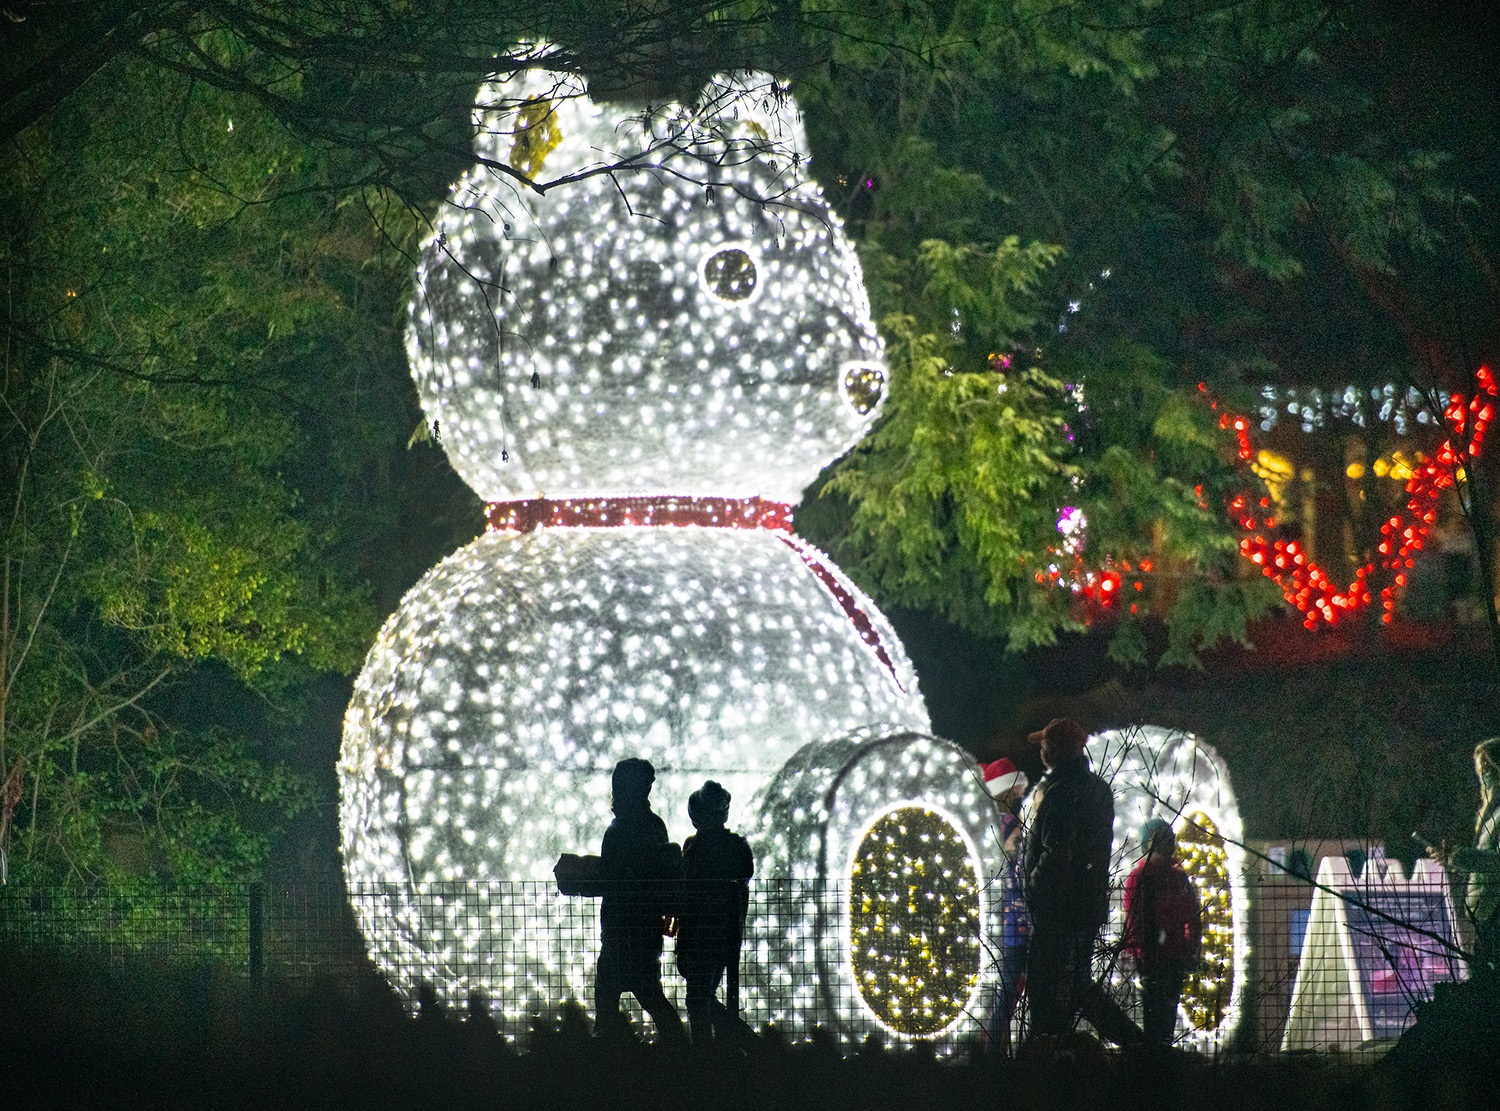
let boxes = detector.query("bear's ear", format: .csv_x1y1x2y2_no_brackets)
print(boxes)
472,43,599,183
697,71,809,174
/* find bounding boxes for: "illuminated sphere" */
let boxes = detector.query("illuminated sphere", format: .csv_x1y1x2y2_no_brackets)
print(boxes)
1085,727,1248,1052
342,527,928,883
407,64,885,504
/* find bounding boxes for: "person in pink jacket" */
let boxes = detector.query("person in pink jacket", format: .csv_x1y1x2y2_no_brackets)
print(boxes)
1123,818,1202,1048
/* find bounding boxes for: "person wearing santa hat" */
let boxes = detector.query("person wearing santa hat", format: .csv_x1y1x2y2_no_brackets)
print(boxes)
982,757,1030,1055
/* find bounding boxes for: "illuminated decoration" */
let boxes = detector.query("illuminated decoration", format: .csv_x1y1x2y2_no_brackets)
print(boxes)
849,807,982,1036
1175,813,1233,1030
1282,856,1465,1050
484,494,792,533
1084,727,1248,1052
843,365,887,416
703,248,758,301
340,57,1003,1049
1056,506,1086,555
1201,366,1496,626
406,62,885,505
748,729,1001,1042
1250,383,1435,435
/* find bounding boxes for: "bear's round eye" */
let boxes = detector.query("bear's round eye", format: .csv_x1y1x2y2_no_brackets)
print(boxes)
843,365,886,415
703,248,757,301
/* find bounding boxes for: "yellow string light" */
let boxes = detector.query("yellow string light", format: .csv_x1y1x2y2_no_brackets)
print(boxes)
848,808,980,1035
1177,812,1234,1030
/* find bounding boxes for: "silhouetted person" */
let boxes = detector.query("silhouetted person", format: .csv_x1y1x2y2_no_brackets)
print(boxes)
1022,718,1143,1046
594,757,685,1043
1123,818,1202,1048
981,757,1030,1056
1431,737,1500,976
675,780,754,1045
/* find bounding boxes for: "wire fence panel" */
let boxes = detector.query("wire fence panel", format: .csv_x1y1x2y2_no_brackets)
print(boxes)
0,865,1472,1056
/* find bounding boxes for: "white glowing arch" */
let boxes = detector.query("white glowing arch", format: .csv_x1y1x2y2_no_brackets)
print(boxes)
1087,726,1249,1052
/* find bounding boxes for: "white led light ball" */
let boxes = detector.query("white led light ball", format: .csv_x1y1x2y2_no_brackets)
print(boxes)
1086,726,1248,1052
408,65,886,503
342,527,928,885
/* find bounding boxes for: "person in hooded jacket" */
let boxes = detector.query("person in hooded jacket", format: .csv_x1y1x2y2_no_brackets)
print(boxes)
674,780,755,1045
594,757,686,1042
1123,818,1202,1047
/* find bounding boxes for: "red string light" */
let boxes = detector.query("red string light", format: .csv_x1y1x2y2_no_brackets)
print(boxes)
484,494,902,686
486,495,794,533
1198,367,1495,627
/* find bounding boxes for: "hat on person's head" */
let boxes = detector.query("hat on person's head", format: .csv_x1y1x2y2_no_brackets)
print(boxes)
688,780,732,825
981,758,1028,798
1140,817,1175,853
1027,717,1088,751
611,757,655,805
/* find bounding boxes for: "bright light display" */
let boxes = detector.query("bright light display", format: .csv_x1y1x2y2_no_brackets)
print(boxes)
1176,812,1234,1031
1085,727,1248,1052
342,526,929,884
747,728,1001,1042
340,60,1009,1048
849,807,982,1035
1200,366,1496,627
407,63,885,506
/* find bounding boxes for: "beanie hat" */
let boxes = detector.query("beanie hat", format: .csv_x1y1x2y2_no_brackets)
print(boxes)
981,758,1028,798
612,758,655,806
688,780,732,825
1140,817,1175,854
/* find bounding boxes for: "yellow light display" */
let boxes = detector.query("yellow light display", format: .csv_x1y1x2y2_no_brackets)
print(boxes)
1177,812,1234,1030
848,807,981,1036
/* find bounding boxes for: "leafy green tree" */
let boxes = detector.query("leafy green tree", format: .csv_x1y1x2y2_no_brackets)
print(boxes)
792,1,1498,664
0,43,457,882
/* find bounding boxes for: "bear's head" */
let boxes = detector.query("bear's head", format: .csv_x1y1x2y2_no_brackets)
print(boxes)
408,55,887,504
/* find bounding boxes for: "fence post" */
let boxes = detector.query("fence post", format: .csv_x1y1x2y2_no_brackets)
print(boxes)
248,882,264,984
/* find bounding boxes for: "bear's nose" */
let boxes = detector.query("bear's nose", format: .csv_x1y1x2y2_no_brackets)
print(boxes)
841,363,886,415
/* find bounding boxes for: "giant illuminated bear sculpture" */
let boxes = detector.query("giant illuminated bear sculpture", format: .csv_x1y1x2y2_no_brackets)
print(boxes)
338,52,1003,1045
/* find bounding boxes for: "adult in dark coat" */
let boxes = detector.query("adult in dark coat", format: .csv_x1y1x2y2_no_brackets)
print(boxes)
675,780,754,1044
1022,718,1143,1045
595,757,685,1043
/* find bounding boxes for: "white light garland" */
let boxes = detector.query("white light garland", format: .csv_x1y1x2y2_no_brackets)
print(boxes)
408,66,885,505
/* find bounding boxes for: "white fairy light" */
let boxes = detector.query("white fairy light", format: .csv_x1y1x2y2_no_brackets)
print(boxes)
408,67,884,505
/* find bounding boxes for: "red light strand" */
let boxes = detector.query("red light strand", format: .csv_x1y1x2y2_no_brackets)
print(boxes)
1198,367,1495,628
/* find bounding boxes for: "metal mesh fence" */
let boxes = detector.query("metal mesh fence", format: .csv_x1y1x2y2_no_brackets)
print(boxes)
0,865,1472,1055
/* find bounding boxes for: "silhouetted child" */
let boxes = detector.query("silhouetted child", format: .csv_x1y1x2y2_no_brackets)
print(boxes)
676,780,754,1045
1123,818,1202,1048
595,757,685,1043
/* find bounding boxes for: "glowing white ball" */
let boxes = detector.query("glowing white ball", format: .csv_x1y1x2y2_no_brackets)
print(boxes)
408,65,886,503
339,526,943,1030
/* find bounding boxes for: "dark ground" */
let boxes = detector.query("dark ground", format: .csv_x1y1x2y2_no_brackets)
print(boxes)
2,942,1495,1111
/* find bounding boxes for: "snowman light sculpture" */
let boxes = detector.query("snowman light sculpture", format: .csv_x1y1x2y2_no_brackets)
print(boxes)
339,55,1003,1046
